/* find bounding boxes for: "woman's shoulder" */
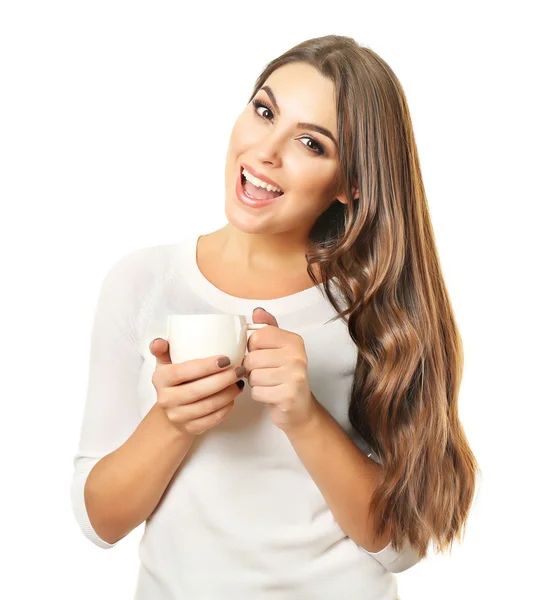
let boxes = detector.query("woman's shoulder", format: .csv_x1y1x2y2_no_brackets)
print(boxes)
114,240,184,274
102,241,182,298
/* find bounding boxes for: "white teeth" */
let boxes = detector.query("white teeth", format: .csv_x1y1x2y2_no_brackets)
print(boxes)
242,168,283,193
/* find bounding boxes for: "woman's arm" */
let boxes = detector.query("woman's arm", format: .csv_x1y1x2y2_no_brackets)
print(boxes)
70,247,190,548
83,403,195,545
286,398,422,572
286,398,391,552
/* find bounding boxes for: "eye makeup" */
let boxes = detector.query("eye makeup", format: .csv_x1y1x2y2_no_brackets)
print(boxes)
251,97,327,156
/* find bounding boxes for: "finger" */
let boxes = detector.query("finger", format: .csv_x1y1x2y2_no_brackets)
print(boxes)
149,338,172,366
246,365,283,387
166,384,239,424
174,399,236,435
159,354,246,389
242,348,285,375
156,360,245,407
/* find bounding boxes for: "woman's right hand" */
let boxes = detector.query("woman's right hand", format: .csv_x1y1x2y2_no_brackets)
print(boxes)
149,338,246,436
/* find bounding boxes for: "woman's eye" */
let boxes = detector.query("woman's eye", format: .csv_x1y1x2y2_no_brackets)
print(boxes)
253,100,273,121
251,99,325,156
299,137,324,154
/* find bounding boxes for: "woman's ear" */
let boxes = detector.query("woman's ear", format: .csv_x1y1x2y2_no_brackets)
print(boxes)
335,185,359,205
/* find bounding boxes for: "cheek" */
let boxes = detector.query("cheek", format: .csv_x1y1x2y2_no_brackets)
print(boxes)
230,114,258,147
284,174,338,218
225,123,247,169
294,171,335,200
284,195,330,221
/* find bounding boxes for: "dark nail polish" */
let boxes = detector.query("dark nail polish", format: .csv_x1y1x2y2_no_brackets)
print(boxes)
235,365,247,378
236,380,245,390
217,356,231,368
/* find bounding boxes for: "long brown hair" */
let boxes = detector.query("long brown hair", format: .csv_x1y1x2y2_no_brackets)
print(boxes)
247,35,480,559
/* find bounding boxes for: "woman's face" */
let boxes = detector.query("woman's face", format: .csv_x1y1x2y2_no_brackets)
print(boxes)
224,62,356,239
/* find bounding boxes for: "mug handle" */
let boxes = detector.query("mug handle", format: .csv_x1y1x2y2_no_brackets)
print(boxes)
243,323,268,357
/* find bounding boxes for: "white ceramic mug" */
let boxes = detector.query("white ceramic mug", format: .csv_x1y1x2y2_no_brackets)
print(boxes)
166,314,268,366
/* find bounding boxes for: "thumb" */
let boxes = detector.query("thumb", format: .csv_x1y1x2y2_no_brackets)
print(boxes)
149,338,172,366
252,307,278,328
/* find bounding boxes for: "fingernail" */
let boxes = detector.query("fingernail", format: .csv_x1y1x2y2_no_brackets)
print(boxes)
235,365,247,378
151,338,160,346
254,307,266,312
217,356,231,368
236,380,245,390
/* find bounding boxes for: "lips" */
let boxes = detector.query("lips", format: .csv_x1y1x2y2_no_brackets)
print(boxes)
240,167,284,199
236,164,284,208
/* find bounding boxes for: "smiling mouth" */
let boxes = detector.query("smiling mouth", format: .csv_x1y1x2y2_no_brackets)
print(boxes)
240,169,285,200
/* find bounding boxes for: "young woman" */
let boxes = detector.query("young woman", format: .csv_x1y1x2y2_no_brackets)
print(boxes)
71,35,479,599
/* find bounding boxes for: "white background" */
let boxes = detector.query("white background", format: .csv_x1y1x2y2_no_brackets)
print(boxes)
1,1,538,598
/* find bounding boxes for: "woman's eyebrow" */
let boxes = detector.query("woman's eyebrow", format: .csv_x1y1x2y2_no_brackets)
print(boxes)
260,85,337,147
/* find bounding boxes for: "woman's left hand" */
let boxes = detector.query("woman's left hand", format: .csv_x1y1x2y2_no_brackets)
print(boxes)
241,307,321,435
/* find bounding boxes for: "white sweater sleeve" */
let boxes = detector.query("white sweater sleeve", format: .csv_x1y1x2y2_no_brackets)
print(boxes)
351,434,424,572
70,250,148,549
361,538,423,573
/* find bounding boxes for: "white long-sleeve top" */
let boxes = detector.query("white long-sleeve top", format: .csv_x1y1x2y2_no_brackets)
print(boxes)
70,232,422,599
